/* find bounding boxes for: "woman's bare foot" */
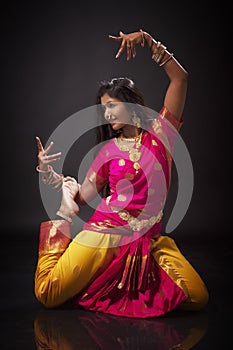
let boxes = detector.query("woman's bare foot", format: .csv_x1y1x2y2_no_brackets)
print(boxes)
58,177,80,218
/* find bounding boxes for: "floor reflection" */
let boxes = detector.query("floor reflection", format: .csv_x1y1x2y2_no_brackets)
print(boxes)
34,308,208,350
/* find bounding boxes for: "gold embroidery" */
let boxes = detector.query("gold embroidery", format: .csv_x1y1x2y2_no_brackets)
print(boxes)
148,188,155,196
154,163,162,170
117,209,163,231
152,139,158,146
90,220,115,230
49,225,57,237
119,159,125,166
153,119,162,133
129,149,141,162
118,282,123,289
106,195,112,205
117,194,127,202
133,162,140,172
125,173,134,180
114,132,143,174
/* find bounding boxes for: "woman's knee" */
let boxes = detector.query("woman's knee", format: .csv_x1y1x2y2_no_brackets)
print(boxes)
179,282,209,311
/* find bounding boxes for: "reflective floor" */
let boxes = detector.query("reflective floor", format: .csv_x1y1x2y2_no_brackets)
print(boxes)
0,230,231,349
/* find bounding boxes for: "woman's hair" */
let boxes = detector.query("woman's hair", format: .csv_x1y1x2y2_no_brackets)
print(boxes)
95,77,151,144
94,77,151,197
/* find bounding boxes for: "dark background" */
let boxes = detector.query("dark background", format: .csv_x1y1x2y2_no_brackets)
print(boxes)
1,1,232,349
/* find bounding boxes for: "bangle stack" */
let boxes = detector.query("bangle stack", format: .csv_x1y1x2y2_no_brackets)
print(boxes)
151,41,167,64
151,40,174,67
159,53,174,67
36,165,64,191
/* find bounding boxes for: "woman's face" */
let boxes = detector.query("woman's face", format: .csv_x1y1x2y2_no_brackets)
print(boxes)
101,93,131,131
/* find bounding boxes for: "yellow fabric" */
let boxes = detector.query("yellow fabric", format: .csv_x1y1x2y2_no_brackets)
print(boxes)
34,229,121,308
150,236,209,310
35,227,208,311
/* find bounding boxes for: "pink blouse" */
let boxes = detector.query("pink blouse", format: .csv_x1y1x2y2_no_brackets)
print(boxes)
83,106,183,239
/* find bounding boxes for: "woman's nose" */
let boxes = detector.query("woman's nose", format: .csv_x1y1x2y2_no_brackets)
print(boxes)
104,108,110,120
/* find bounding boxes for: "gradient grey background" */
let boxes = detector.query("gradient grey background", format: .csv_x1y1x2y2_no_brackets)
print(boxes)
0,1,232,349
2,1,230,236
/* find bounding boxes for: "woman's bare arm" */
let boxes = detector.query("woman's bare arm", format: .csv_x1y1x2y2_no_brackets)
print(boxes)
109,29,188,121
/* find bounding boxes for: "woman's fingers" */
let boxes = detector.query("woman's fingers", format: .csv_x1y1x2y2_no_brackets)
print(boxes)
63,176,79,197
63,176,77,184
44,141,54,154
131,43,137,58
35,136,44,152
36,136,61,163
43,152,61,164
108,34,122,42
110,30,141,60
108,30,124,42
115,39,126,58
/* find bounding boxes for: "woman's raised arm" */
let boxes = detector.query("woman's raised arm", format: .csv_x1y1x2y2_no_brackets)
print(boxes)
109,29,188,121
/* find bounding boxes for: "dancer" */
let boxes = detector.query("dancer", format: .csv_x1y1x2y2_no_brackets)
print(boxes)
34,29,209,318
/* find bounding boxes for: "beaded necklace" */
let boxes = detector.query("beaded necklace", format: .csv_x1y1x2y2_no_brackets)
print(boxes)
114,130,143,173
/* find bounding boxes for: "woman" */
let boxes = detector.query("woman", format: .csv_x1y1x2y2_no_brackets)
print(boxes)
35,29,209,318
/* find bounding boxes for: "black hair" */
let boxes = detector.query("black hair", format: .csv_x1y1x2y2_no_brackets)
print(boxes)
94,77,152,197
95,77,151,144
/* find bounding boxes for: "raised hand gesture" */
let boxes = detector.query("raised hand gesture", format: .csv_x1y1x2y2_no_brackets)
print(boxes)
36,136,61,172
108,29,144,60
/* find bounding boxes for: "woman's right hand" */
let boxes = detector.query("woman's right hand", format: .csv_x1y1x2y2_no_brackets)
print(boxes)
36,136,62,172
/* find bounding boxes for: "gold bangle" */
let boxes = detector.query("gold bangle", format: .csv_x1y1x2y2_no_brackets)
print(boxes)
159,53,174,67
36,165,53,173
151,42,167,64
56,210,73,224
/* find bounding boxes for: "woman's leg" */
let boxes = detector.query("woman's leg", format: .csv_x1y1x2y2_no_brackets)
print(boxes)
34,221,116,308
34,177,117,308
150,235,209,311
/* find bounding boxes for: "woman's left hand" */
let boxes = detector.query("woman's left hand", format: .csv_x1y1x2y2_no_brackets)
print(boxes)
108,30,144,60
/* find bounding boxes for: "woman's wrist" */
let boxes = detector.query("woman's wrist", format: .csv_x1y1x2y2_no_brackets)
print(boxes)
142,30,174,67
142,31,155,49
56,210,73,224
36,164,64,191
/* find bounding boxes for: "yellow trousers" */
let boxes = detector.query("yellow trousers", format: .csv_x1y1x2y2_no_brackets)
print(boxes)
34,220,209,311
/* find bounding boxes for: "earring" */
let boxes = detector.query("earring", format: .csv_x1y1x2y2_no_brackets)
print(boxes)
132,111,141,129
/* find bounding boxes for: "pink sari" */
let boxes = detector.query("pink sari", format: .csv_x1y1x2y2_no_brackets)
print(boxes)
72,107,187,317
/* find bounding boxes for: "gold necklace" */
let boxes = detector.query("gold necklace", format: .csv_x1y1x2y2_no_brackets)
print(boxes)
120,129,143,142
114,131,143,173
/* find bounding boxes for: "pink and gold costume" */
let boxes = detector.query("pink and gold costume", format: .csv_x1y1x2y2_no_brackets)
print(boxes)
34,107,208,317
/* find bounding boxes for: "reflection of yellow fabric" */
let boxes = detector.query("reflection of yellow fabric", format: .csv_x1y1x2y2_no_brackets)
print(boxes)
34,223,121,308
150,236,209,310
34,309,209,350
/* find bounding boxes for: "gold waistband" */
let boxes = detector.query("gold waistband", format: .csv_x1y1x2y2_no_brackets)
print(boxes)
110,205,163,231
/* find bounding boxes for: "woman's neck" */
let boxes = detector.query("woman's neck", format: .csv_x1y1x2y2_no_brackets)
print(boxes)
121,125,142,138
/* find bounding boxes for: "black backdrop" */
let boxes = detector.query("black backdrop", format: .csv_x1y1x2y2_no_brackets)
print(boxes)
1,1,232,348
2,0,230,235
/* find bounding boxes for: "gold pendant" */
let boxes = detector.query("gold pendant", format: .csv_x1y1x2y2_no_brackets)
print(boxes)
129,149,141,162
133,162,140,172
